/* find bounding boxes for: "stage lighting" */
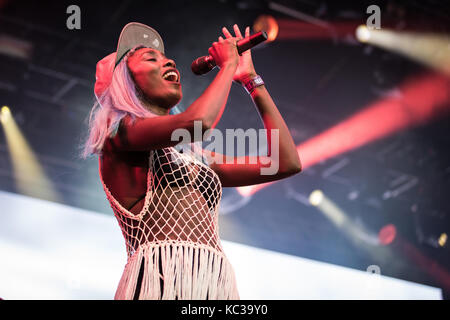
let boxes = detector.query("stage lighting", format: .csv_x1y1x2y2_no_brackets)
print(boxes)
356,25,371,43
1,105,11,123
439,233,447,247
309,189,324,206
378,224,397,245
237,72,450,197
355,26,450,75
307,189,379,247
253,15,279,42
1,106,60,202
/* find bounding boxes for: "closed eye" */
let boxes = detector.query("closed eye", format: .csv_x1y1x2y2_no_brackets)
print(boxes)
147,58,156,62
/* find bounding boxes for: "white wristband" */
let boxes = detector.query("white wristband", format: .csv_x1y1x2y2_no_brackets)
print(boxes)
243,75,264,94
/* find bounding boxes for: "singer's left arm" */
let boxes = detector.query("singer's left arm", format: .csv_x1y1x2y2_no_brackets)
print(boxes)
203,82,302,187
201,24,301,187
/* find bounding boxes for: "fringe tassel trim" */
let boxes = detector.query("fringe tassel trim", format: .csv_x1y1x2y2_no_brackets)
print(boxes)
114,241,239,300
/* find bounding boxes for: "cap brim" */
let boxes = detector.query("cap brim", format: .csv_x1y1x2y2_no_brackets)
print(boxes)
115,22,165,66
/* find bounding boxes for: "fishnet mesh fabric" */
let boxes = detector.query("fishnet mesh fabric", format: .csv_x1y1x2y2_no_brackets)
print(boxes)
104,146,223,256
98,145,239,299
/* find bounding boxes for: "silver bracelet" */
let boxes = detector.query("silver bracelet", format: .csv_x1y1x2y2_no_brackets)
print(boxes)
243,75,264,94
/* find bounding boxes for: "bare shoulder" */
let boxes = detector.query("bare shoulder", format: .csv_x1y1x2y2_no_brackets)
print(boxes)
100,144,150,211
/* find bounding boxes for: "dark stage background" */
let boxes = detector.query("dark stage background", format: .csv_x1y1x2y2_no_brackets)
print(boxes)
0,0,449,298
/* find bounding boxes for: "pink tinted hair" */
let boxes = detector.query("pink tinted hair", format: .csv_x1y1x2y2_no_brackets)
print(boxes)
81,46,161,158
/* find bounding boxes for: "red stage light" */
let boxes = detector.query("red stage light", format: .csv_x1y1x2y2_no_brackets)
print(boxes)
379,224,397,245
237,73,450,197
276,19,357,40
253,15,279,42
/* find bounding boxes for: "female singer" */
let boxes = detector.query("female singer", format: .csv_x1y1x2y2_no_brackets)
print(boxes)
82,22,301,300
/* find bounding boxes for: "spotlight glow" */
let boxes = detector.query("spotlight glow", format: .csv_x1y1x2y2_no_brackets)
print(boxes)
356,25,371,42
1,105,10,114
438,233,447,247
1,107,60,202
309,190,324,206
379,224,397,245
1,105,10,123
253,15,279,42
307,189,379,246
237,73,450,197
356,27,450,75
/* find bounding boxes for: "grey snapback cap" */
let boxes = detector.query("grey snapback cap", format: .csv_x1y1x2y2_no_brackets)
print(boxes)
115,22,165,66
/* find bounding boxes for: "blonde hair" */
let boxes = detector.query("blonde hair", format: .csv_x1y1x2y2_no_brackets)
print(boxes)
80,46,181,158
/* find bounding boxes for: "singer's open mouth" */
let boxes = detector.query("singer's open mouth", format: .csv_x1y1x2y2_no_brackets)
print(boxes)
162,69,180,83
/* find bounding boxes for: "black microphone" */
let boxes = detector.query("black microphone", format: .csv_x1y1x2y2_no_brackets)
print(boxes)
191,31,268,75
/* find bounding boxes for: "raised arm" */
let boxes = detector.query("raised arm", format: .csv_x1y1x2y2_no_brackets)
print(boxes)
107,38,240,152
205,81,302,187
204,25,302,187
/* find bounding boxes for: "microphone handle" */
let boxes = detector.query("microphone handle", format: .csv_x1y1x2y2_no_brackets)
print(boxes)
191,55,217,75
237,30,267,54
191,31,268,75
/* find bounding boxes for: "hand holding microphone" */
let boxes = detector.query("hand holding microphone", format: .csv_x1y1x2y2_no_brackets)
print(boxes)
191,25,267,81
207,36,240,71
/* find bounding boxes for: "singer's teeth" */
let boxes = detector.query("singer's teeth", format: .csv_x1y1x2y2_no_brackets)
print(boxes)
162,71,178,82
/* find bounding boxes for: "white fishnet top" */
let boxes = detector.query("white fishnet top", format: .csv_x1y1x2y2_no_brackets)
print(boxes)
99,145,224,258
99,144,239,299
